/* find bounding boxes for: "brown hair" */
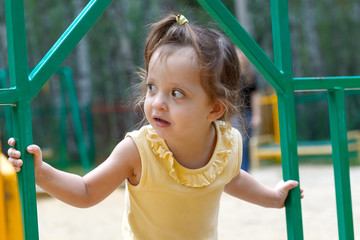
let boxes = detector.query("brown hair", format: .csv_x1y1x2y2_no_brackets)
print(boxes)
134,12,244,122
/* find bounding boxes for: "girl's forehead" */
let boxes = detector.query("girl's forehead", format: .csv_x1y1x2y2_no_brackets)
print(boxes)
150,45,198,66
147,46,203,86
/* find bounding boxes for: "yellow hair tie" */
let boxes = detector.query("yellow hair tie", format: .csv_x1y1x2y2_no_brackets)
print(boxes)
176,14,188,25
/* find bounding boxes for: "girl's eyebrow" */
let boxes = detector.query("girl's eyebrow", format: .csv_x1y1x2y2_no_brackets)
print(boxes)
171,82,196,95
145,75,155,83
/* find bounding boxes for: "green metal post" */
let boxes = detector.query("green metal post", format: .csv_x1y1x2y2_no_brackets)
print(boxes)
11,102,37,240
270,0,303,239
4,0,38,239
328,89,354,240
3,0,113,238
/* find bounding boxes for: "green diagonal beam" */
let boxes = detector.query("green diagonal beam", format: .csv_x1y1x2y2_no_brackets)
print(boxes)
197,0,285,94
28,0,113,100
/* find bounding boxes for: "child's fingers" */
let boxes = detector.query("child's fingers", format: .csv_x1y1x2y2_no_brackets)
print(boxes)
8,137,16,147
8,158,23,167
280,180,299,191
27,144,42,160
7,147,21,159
8,157,23,172
284,180,304,199
300,188,304,199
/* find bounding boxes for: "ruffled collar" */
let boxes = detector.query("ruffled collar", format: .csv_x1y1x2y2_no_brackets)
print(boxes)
146,121,233,188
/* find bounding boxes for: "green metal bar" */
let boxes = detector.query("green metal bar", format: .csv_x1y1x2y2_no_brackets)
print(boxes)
294,76,360,91
0,70,18,106
197,0,285,94
4,0,29,90
328,88,354,240
11,101,37,240
0,88,18,105
28,0,113,100
271,0,303,239
271,0,292,73
4,0,38,239
293,89,360,105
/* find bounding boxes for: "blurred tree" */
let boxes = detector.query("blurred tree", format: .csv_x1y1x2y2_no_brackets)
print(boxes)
73,0,92,109
0,0,359,161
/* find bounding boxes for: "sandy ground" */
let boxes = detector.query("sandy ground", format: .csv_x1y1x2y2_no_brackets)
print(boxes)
36,164,360,240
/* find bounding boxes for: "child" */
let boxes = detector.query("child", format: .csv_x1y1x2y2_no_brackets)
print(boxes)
8,13,303,240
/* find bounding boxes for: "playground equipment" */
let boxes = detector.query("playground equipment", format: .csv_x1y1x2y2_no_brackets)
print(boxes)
0,67,93,171
197,1,359,239
1,0,359,239
250,93,360,167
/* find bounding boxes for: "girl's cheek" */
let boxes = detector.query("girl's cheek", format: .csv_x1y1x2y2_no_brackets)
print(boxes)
144,99,151,116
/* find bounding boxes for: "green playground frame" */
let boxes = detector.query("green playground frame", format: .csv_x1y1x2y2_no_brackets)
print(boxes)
1,0,359,239
0,67,92,171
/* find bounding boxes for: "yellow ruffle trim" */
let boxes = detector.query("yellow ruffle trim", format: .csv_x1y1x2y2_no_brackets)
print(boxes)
146,121,233,188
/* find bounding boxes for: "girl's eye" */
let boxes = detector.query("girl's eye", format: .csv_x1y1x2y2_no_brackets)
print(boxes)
171,89,184,98
147,83,156,93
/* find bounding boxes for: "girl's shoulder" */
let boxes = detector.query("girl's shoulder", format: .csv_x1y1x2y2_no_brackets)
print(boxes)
126,124,151,137
125,124,153,146
215,120,242,143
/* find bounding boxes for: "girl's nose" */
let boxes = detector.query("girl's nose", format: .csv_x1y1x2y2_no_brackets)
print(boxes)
152,93,168,111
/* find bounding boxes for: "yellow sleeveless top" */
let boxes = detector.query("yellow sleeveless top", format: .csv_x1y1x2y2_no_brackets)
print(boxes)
122,121,242,240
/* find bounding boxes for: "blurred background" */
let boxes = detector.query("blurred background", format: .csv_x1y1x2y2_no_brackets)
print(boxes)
0,0,359,171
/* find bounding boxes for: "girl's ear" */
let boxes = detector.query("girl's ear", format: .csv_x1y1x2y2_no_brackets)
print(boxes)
207,101,226,121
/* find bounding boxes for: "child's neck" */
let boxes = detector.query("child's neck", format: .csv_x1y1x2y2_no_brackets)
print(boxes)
165,123,217,169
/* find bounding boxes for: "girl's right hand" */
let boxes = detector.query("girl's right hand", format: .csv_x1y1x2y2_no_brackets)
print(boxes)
7,138,43,173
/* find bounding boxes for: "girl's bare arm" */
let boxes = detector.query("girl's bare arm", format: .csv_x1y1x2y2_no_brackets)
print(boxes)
8,137,140,208
224,170,302,208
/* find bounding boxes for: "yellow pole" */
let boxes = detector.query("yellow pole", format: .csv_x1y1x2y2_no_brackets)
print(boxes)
0,154,24,240
272,95,280,143
0,154,8,240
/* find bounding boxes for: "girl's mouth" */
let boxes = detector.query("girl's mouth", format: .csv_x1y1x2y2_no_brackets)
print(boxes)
154,117,171,127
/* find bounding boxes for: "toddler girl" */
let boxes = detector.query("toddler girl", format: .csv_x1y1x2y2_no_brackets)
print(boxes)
8,13,302,240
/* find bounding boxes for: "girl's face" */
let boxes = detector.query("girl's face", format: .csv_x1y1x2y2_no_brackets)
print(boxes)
144,46,221,142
